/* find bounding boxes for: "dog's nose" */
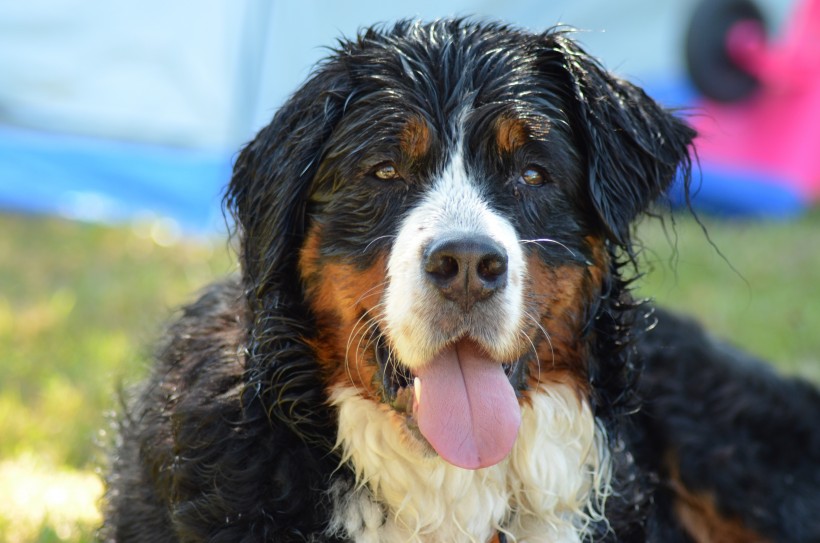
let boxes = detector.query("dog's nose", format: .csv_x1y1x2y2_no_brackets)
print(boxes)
423,235,508,311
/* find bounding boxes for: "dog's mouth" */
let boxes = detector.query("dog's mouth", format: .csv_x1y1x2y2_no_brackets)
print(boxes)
375,336,518,410
373,330,523,469
375,335,417,413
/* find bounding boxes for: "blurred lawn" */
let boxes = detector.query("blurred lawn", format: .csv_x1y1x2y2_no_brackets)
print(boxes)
635,209,820,382
0,213,233,543
0,209,818,542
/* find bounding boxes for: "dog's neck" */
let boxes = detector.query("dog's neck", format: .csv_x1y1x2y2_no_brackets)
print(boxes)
326,383,610,543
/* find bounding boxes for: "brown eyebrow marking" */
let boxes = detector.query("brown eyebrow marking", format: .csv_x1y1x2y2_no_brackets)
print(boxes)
495,114,552,154
400,115,432,160
495,116,529,154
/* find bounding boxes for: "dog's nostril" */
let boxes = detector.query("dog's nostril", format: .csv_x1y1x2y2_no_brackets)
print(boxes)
425,253,460,280
477,253,507,281
423,235,509,310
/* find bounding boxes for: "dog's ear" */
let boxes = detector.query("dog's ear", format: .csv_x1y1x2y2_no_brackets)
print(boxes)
224,61,349,449
542,32,695,247
226,63,349,305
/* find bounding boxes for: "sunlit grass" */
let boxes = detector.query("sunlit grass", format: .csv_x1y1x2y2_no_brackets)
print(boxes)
0,455,102,543
0,212,232,542
0,208,817,542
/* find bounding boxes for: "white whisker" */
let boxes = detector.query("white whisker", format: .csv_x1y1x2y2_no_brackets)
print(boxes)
520,237,577,260
521,308,555,382
351,279,389,310
362,235,397,255
345,304,385,389
353,314,383,391
518,329,541,389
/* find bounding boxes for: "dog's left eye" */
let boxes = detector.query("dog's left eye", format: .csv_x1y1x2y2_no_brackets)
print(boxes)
371,162,403,181
519,165,547,187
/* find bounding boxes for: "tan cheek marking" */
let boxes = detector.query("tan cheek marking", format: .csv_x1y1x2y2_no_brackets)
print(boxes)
521,244,606,400
298,223,323,286
524,258,587,397
584,235,608,285
299,223,389,395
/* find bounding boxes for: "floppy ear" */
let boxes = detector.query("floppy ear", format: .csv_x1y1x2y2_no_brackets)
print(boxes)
227,64,348,302
544,33,695,247
224,61,349,445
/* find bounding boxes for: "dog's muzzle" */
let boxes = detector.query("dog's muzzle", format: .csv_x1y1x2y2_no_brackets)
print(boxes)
422,234,508,312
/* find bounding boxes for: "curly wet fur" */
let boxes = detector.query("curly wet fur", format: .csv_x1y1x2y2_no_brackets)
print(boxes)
102,19,819,543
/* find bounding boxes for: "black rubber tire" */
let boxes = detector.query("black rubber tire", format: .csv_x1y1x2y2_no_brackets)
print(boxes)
685,0,767,102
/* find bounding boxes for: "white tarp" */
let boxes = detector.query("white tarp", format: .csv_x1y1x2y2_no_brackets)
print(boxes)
0,0,255,149
0,0,711,151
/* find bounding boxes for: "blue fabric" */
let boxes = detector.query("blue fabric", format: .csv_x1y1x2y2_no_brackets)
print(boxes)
669,163,808,219
0,92,811,233
0,126,233,235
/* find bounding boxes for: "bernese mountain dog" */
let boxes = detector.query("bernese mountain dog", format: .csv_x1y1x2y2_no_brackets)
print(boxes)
102,19,820,543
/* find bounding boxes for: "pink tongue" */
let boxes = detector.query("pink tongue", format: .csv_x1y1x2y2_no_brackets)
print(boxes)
415,340,521,470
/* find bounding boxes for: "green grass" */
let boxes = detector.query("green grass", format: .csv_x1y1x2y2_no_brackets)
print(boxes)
635,209,820,382
0,209,817,542
0,213,232,542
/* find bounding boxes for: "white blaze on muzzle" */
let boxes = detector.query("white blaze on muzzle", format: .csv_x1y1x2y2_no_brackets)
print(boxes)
383,145,526,468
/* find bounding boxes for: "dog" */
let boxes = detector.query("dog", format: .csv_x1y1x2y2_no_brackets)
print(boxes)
102,19,820,542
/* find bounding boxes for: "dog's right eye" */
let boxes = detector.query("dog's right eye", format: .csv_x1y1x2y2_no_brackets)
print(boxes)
519,165,548,187
370,162,403,181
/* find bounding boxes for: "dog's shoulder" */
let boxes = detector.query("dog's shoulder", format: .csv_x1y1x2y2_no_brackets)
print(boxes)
104,278,346,542
634,307,820,542
156,277,247,389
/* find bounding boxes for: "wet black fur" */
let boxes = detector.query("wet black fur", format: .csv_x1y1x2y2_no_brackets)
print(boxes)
632,308,820,542
102,19,819,542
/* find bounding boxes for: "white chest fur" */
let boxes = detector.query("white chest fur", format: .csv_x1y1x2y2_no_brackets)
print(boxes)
327,384,610,543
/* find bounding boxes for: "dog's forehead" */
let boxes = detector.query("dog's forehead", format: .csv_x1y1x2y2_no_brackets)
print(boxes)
303,22,592,255
352,23,535,87
313,36,576,191
339,26,559,138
